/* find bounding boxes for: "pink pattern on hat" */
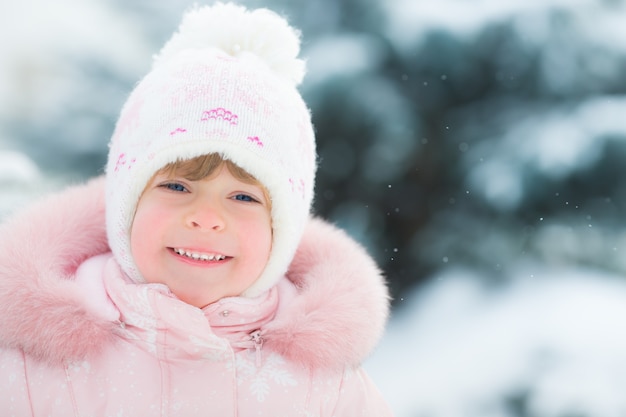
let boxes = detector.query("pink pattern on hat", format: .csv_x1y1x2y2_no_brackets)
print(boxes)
289,178,306,199
114,153,126,172
170,128,187,136
247,136,264,147
201,108,238,125
113,153,137,172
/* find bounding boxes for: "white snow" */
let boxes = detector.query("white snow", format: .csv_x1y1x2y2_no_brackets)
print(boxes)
366,266,626,417
383,0,626,52
0,149,44,218
0,0,151,124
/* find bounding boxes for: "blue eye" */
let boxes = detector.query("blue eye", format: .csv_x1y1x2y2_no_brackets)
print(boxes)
234,194,256,202
162,182,187,192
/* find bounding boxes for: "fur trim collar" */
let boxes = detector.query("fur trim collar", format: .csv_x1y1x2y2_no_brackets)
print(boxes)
0,178,389,370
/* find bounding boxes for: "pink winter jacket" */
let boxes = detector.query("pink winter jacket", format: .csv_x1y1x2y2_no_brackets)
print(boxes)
0,177,392,417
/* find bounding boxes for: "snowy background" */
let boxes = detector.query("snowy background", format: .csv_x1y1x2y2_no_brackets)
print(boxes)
2,1,626,416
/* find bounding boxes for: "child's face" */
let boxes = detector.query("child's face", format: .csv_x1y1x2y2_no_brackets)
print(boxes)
130,164,272,308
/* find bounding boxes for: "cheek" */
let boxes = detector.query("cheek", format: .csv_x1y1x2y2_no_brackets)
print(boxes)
132,200,169,235
130,202,169,263
241,215,273,260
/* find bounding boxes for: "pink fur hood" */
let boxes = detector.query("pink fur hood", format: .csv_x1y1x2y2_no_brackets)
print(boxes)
0,177,390,371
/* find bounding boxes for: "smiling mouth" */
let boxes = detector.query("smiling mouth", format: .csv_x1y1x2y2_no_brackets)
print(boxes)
172,248,228,262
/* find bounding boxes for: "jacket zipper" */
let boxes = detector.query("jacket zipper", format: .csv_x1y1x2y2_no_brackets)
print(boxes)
249,330,264,367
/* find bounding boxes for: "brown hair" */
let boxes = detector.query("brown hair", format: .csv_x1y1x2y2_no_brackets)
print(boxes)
156,153,271,208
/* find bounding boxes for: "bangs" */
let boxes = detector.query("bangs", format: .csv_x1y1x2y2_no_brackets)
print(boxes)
155,154,271,208
158,154,257,184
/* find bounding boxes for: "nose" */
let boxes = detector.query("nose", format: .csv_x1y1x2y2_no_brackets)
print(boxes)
184,198,226,231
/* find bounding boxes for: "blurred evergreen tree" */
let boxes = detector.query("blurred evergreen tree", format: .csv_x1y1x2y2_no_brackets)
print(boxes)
4,0,626,306
280,2,626,302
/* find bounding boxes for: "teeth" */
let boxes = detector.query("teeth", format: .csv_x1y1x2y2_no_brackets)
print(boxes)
174,248,226,261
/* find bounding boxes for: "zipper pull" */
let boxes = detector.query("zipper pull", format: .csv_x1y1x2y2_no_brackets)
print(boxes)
250,330,264,367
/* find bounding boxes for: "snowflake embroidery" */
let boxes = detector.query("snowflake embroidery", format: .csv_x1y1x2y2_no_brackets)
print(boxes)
188,335,229,362
117,286,158,354
234,352,297,402
67,360,92,374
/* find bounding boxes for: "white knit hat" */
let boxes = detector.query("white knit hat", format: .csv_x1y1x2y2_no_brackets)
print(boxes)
105,3,316,297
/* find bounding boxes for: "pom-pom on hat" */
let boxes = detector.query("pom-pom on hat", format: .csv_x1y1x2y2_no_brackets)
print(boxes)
105,2,317,297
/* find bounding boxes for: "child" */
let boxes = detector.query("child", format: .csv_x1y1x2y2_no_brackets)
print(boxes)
0,3,392,416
